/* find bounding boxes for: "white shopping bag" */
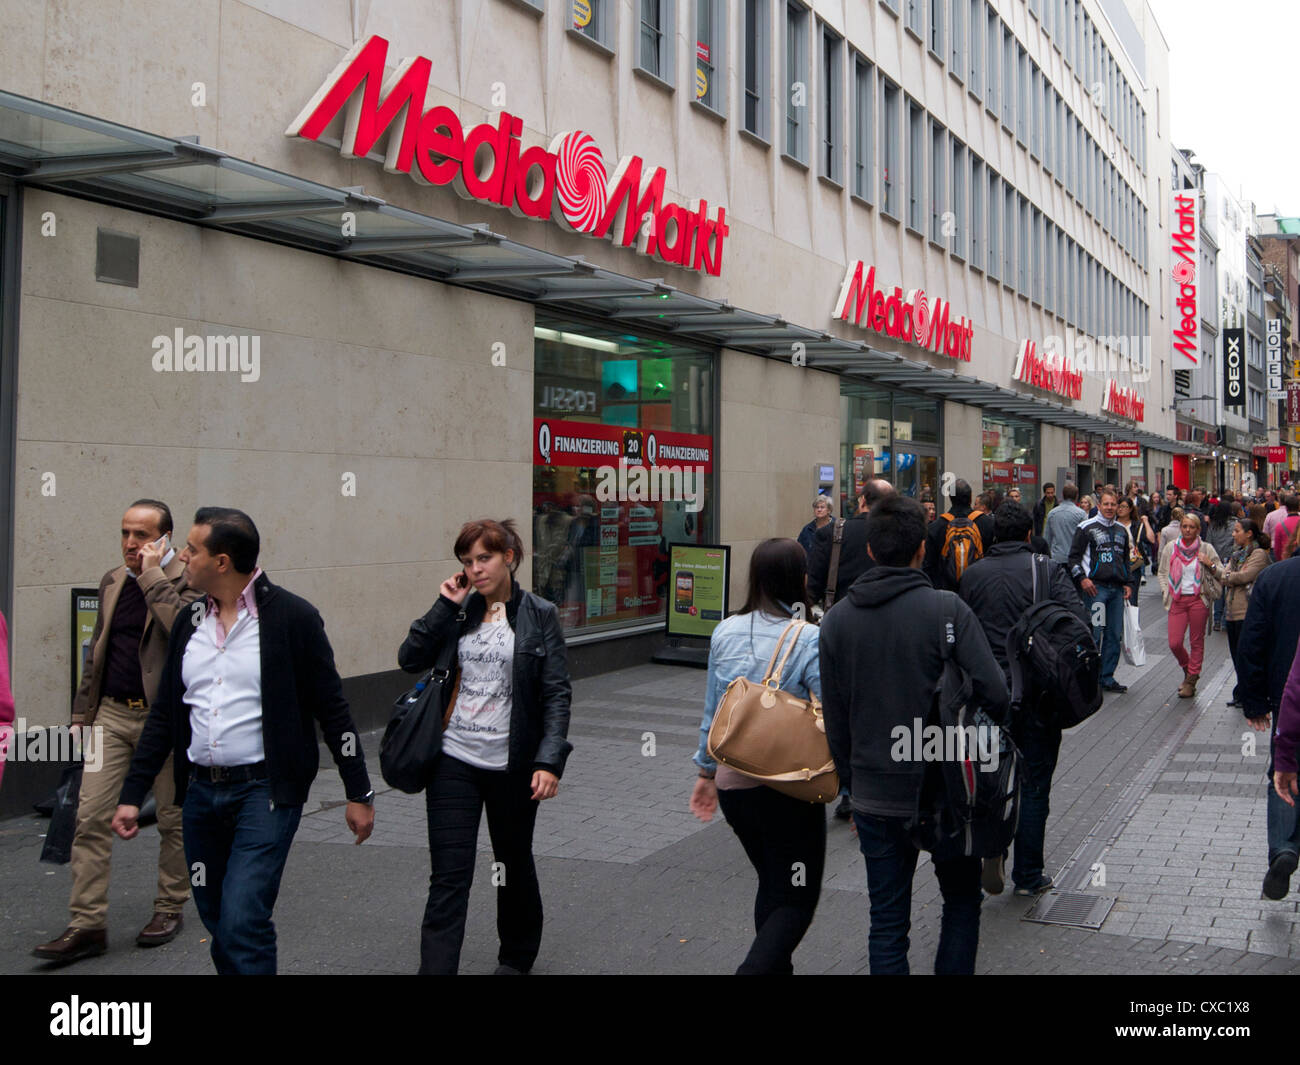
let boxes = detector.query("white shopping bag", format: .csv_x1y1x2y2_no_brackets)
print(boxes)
1122,603,1146,667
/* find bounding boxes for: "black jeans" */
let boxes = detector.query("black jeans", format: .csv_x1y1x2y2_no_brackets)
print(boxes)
1226,619,1244,702
717,786,826,974
1008,713,1062,891
419,753,542,975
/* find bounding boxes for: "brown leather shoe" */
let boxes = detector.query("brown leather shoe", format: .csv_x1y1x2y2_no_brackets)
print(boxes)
32,926,107,964
136,911,183,947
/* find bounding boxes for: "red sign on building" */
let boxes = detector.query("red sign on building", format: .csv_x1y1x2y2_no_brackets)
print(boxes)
288,36,729,275
833,262,974,361
1106,441,1141,459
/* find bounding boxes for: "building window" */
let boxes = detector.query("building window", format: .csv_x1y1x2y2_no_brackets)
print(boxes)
1030,64,1042,158
574,0,613,48
950,0,965,75
784,2,809,161
968,0,982,92
908,98,925,231
695,0,724,112
951,139,967,257
986,5,999,109
881,77,900,216
987,169,1000,278
852,54,875,201
1019,193,1029,293
1003,180,1014,283
820,23,843,181
533,314,716,636
638,0,674,82
930,0,945,57
970,155,984,265
906,0,923,37
743,0,771,139
1002,26,1014,130
1016,44,1028,145
1043,220,1054,313
1031,206,1042,303
930,119,946,242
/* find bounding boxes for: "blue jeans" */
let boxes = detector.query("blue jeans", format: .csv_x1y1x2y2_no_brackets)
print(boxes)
1009,714,1061,891
1089,582,1126,685
1213,590,1226,627
182,777,302,975
853,812,982,974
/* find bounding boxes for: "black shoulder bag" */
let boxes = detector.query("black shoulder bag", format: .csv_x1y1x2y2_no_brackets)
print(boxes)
380,618,461,793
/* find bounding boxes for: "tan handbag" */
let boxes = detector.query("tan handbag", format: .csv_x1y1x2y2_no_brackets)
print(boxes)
707,620,840,803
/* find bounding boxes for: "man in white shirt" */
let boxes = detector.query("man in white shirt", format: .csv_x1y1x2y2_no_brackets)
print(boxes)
113,507,374,974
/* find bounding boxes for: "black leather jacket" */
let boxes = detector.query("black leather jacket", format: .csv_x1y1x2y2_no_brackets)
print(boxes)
398,580,573,778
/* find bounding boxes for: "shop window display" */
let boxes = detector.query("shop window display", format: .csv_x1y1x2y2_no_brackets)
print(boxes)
533,317,715,635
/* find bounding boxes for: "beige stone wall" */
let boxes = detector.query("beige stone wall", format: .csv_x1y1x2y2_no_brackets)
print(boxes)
718,350,840,609
13,190,534,726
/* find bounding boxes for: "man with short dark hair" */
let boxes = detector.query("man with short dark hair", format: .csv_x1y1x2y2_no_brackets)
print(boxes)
924,479,995,592
807,479,895,607
1032,482,1057,537
820,495,1009,974
112,507,374,974
960,502,1089,898
1156,486,1180,531
1068,489,1139,694
33,500,200,965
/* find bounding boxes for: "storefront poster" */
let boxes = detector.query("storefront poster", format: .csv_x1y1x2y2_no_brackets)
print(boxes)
667,544,729,639
71,589,99,702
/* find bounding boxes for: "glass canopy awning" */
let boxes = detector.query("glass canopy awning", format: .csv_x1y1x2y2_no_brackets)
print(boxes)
0,90,1185,454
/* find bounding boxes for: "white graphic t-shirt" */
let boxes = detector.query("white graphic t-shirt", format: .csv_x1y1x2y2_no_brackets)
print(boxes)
441,617,515,770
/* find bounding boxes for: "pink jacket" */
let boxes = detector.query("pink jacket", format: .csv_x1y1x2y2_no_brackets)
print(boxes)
0,611,13,788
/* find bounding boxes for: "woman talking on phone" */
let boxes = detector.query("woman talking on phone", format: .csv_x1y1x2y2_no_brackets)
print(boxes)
399,518,572,975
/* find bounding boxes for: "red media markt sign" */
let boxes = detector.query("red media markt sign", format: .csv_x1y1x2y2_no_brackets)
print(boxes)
288,36,729,276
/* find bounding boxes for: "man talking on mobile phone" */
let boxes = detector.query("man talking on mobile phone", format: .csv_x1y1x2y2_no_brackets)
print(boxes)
34,500,201,965
111,507,374,974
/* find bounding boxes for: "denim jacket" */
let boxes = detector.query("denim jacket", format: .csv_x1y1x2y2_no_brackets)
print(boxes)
693,610,822,771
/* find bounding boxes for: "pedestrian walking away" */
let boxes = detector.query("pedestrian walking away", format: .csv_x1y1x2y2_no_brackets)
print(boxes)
1044,482,1086,565
1203,519,1270,708
959,501,1090,899
1068,489,1140,694
820,495,1010,975
33,500,202,967
1237,554,1300,900
1204,502,1237,629
399,518,572,975
1157,514,1221,700
690,538,825,975
111,507,375,975
924,478,994,592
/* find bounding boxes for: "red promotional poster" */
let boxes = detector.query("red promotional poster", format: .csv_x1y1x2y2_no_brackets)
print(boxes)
1072,442,1090,460
1015,464,1039,484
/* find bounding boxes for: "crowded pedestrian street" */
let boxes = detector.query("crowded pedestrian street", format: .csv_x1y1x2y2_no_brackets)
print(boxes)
3,571,1292,977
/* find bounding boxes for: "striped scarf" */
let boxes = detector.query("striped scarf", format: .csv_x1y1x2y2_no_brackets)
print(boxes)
1169,537,1202,594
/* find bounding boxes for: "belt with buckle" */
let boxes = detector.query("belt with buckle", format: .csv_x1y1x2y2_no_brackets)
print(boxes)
106,695,148,709
192,761,268,785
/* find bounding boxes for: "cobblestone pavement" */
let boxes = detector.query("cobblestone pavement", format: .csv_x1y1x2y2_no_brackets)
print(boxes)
3,576,1297,975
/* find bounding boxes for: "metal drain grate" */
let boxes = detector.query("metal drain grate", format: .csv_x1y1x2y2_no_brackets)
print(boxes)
1021,890,1116,929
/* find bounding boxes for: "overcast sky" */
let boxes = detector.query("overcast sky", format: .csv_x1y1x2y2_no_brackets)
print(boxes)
1146,0,1296,218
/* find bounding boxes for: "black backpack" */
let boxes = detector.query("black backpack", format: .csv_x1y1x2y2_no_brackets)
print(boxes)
908,595,1021,861
1006,555,1102,730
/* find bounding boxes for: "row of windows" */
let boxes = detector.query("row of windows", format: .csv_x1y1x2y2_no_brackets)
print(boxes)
554,1,1152,278
850,60,1148,347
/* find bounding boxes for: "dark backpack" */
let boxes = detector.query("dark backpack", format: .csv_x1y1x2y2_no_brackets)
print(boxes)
1006,555,1102,730
908,594,1021,861
939,510,986,588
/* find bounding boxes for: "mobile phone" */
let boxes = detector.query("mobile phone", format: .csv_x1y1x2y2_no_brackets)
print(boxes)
152,535,170,552
455,573,469,588
675,572,694,613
